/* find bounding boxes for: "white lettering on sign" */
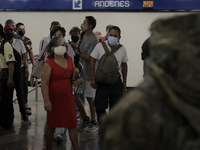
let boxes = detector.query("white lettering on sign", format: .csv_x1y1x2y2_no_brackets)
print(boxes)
95,1,130,7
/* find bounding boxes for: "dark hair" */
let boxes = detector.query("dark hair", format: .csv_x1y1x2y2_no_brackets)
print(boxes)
69,26,81,35
0,23,4,38
47,36,68,59
108,26,121,36
50,21,60,29
85,16,96,30
16,22,24,29
50,26,66,38
106,24,114,32
5,19,15,25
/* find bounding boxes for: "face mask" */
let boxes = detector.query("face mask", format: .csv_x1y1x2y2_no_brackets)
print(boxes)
5,33,14,41
18,30,25,37
71,36,79,42
108,36,118,46
54,46,66,56
80,24,88,32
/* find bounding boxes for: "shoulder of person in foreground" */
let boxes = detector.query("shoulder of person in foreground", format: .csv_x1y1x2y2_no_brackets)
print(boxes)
99,88,162,150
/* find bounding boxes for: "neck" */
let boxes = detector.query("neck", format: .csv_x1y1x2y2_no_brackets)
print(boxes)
9,38,14,44
72,41,79,44
54,54,65,60
85,29,93,36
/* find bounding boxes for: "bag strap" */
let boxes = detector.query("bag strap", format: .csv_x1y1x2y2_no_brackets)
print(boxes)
40,44,48,60
101,42,122,54
0,40,7,56
101,42,109,53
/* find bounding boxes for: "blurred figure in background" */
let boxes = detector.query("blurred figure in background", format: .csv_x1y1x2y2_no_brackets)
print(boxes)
95,31,102,42
101,24,113,42
16,22,35,116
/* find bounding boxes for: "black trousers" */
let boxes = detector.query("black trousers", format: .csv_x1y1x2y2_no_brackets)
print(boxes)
94,78,123,124
13,68,27,116
21,66,28,104
0,77,14,129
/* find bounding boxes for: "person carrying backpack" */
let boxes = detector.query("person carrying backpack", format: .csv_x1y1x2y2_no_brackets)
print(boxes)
90,26,128,124
0,24,16,131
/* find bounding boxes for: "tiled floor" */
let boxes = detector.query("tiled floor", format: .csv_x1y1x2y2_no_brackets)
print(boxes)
0,86,99,150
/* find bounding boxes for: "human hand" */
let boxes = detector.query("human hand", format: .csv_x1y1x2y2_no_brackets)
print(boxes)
123,82,127,92
91,80,97,89
44,100,52,112
25,68,29,77
30,76,35,87
7,79,14,88
72,77,82,87
71,42,79,49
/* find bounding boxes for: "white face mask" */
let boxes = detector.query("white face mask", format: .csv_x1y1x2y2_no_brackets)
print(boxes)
54,46,66,56
80,24,88,32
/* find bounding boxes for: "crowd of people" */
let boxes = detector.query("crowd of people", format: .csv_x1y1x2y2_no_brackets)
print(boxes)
0,16,128,150
0,19,34,131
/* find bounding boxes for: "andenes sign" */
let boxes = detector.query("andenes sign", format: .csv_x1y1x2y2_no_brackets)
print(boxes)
0,0,199,10
94,1,130,8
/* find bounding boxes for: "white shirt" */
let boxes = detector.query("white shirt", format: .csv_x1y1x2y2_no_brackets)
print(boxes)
90,41,128,68
11,38,26,57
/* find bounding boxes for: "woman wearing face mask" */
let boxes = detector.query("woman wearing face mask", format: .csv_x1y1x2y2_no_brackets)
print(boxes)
41,36,80,150
31,26,74,86
32,27,75,144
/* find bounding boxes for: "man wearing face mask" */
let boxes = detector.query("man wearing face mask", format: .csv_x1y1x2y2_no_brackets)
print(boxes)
69,26,88,122
16,22,35,116
4,24,29,122
69,26,81,67
74,16,99,132
39,21,61,53
0,23,15,131
5,19,22,40
90,26,128,124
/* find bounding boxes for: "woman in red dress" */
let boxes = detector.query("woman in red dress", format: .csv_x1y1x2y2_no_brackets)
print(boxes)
41,36,81,150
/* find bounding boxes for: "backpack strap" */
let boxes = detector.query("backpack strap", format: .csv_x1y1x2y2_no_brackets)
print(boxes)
0,40,7,56
101,42,109,53
101,42,122,54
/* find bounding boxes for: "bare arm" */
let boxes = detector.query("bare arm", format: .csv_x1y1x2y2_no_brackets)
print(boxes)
74,47,91,61
29,49,35,67
90,57,97,89
22,52,28,66
21,52,29,77
72,62,82,87
7,63,14,88
121,62,128,91
79,53,91,62
29,49,36,85
41,62,52,112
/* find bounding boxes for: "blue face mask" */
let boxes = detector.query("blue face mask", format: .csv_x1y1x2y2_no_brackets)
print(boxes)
108,36,118,46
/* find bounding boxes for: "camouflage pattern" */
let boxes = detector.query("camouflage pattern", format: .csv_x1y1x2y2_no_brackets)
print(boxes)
99,13,200,150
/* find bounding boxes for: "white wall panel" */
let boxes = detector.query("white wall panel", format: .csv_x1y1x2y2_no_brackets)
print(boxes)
0,11,191,86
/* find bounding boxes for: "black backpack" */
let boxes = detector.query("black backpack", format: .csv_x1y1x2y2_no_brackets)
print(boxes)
0,40,22,76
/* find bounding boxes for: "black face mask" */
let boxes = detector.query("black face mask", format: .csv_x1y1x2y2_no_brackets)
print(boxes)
71,36,79,43
5,33,14,41
18,30,25,37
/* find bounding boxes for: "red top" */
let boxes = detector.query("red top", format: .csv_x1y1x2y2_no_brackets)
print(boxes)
45,57,77,128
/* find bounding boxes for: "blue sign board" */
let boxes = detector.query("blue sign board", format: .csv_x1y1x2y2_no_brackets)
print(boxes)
154,0,200,10
0,0,199,10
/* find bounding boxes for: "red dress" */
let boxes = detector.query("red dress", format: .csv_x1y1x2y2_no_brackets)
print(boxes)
45,57,77,128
